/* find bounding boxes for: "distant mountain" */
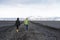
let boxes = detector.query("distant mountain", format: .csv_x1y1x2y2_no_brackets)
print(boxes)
0,17,60,21
0,18,25,21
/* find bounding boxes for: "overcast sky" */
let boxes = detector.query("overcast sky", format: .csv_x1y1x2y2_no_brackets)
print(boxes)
0,0,60,18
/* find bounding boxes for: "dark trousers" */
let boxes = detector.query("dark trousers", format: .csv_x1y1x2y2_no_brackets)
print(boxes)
25,25,28,31
16,25,19,29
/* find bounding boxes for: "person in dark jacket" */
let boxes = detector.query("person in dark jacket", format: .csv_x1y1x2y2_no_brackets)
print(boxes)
15,18,20,32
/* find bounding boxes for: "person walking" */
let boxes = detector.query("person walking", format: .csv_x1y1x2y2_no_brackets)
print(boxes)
24,18,29,31
15,18,20,32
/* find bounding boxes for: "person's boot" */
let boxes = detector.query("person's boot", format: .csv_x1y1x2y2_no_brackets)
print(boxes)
16,29,19,32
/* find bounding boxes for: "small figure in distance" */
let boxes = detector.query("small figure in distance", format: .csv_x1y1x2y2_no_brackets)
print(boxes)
15,18,20,32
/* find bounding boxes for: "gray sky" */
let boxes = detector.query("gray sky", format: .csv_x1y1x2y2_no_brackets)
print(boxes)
0,0,60,18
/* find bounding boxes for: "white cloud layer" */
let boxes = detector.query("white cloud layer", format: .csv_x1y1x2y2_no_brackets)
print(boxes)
0,0,60,18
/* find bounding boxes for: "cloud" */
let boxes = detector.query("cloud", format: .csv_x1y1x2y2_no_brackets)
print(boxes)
0,3,60,18
0,0,60,18
0,0,60,5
